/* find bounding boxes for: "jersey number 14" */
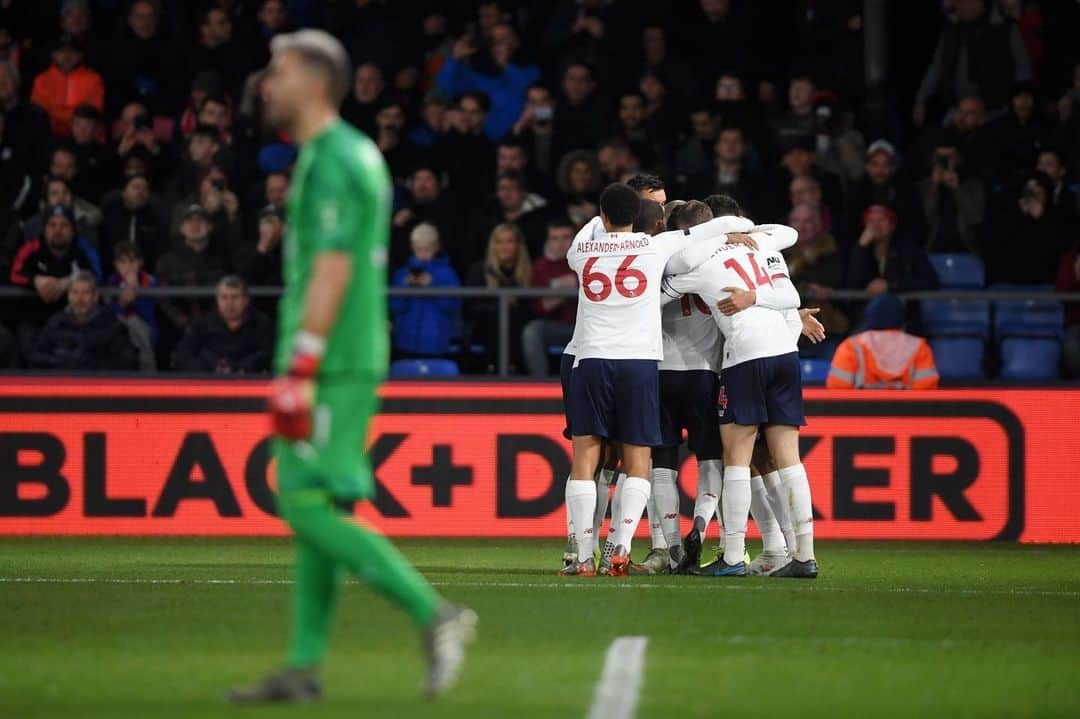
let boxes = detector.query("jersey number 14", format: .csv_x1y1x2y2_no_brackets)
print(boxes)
724,253,774,291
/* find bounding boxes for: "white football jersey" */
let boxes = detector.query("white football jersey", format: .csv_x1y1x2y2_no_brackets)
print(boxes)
659,294,721,372
562,299,582,357
662,245,801,369
567,217,731,362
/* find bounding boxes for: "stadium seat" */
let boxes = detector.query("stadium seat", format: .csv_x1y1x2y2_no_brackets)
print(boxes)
991,285,1063,341
929,253,985,289
999,337,1061,381
921,299,991,339
800,358,831,384
928,337,984,380
389,359,460,378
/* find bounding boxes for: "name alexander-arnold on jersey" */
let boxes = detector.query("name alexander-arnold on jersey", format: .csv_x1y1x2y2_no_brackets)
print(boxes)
576,237,652,253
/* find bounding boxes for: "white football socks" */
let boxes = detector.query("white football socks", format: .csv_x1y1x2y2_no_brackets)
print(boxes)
763,470,795,553
721,465,751,566
651,467,681,549
611,476,651,551
565,473,574,541
694,459,723,537
750,474,786,555
592,468,614,540
565,479,597,563
779,463,815,562
646,493,666,549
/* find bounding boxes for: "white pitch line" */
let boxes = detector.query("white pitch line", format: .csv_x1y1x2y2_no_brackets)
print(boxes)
586,636,648,719
0,577,1078,598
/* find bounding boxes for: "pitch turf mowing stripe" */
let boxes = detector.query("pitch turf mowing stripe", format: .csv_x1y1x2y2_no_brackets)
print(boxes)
2,576,1079,597
587,636,648,719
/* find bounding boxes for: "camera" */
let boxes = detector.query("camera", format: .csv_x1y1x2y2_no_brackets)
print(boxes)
533,105,553,123
132,114,149,130
933,154,951,171
211,178,225,192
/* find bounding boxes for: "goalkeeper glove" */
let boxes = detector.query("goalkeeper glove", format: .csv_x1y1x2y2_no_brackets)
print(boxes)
269,331,324,441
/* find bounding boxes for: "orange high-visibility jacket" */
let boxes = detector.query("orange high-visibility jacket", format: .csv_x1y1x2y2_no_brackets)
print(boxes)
30,65,105,137
826,329,940,389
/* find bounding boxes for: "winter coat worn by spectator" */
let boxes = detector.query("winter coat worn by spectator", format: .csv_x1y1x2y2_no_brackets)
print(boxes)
827,294,940,389
108,269,158,342
29,306,138,370
171,309,273,373
30,65,105,137
827,329,940,389
9,237,97,325
847,235,940,293
155,244,226,337
436,56,541,141
389,255,461,357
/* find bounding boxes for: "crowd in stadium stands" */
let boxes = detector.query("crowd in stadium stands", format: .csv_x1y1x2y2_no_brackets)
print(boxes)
0,0,1078,377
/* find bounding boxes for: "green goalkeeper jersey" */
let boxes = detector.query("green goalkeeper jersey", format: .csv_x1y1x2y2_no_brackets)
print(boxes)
275,119,391,380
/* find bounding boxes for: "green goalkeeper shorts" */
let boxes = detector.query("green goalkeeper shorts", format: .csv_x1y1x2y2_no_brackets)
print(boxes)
273,380,380,501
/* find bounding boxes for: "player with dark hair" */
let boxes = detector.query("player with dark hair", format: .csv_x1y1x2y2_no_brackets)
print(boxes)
563,183,753,577
704,193,742,219
627,172,666,203
228,30,475,704
662,203,819,578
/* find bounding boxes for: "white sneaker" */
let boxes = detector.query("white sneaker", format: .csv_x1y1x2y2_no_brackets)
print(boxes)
748,551,790,576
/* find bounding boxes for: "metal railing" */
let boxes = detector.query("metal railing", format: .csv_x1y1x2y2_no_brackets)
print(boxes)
1,286,1076,377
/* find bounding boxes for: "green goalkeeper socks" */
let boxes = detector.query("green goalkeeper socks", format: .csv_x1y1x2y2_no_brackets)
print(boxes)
278,490,440,667
287,536,341,667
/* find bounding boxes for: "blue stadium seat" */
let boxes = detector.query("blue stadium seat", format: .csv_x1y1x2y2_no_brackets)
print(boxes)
999,337,1061,381
929,253,985,289
990,285,1063,340
921,299,991,339
800,358,831,384
389,359,460,378
929,337,984,380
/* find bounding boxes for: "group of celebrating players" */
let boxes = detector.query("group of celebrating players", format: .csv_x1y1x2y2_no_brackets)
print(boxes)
558,174,823,579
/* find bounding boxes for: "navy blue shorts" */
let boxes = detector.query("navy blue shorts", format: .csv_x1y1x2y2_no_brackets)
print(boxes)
560,353,575,440
658,370,723,459
569,358,661,447
719,352,806,427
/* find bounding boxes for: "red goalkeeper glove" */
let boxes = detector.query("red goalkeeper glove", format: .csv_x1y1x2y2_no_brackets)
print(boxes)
269,332,324,440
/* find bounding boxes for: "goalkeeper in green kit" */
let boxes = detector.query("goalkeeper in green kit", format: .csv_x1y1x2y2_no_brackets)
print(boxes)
228,30,476,704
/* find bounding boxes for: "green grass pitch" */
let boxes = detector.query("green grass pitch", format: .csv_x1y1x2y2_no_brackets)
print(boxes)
2,538,1079,718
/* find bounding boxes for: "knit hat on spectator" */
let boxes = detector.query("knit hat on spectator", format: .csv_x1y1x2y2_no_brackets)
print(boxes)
864,293,906,330
866,139,898,161
778,132,814,155
258,204,285,222
862,204,898,227
182,204,210,221
73,103,101,123
47,204,76,228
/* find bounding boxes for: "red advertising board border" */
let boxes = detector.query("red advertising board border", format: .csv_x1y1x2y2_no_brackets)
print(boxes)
0,379,1076,543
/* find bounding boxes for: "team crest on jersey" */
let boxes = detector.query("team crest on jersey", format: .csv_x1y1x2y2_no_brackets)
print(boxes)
371,246,387,269
319,201,339,230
